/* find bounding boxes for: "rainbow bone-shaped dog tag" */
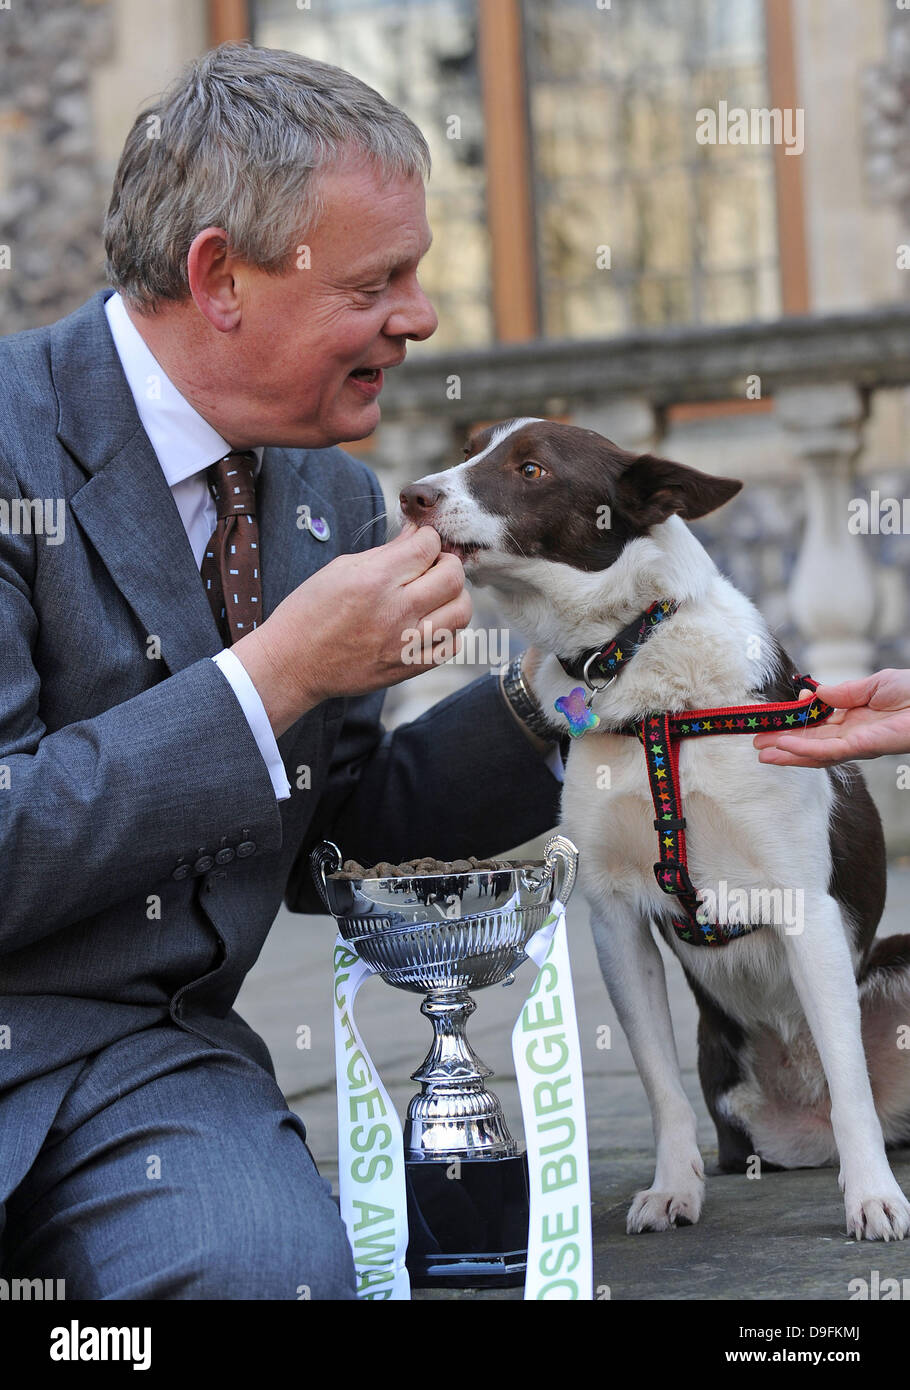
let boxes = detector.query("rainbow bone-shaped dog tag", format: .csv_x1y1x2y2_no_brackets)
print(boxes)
555,686,601,738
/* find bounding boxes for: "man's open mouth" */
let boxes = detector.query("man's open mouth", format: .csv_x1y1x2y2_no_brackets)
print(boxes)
349,368,381,382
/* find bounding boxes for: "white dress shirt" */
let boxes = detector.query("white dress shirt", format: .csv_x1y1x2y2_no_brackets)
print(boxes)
542,730,565,783
104,291,291,800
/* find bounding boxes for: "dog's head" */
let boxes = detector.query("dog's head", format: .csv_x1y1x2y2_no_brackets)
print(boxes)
398,418,742,581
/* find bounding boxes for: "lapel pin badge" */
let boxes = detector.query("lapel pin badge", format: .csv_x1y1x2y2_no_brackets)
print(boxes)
298,505,331,541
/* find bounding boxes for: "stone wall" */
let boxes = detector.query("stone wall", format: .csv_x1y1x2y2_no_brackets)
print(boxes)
0,0,114,333
689,467,910,676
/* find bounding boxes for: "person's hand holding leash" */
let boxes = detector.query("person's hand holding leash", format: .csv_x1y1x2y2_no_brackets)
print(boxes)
753,668,910,767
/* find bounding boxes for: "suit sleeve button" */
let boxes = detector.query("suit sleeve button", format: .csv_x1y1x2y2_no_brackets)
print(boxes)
236,841,256,858
172,863,192,881
194,855,215,873
215,847,235,865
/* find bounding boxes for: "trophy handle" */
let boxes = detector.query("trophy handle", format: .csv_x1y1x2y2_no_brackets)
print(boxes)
309,839,343,913
543,834,579,906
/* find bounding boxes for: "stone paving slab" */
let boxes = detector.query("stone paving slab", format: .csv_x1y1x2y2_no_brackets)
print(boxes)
410,1151,910,1301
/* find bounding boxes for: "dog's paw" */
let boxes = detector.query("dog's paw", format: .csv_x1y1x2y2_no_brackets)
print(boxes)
626,1183,704,1234
844,1188,910,1242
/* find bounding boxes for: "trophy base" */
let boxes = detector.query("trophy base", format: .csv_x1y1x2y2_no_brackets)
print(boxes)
404,1152,530,1289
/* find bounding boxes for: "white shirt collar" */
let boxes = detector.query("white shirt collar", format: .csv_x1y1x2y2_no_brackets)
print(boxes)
104,290,263,487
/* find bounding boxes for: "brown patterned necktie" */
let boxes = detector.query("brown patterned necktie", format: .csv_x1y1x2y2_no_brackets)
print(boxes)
200,450,262,646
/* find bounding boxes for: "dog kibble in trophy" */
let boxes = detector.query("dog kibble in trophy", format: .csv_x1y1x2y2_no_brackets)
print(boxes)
329,855,516,880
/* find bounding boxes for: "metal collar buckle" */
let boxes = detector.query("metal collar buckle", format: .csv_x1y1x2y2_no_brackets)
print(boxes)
582,650,616,694
581,652,616,710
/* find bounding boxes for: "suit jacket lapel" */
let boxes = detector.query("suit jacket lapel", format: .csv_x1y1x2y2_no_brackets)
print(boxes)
70,430,223,672
256,445,338,625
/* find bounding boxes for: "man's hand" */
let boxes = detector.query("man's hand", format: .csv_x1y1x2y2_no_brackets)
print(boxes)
232,521,472,737
753,668,910,768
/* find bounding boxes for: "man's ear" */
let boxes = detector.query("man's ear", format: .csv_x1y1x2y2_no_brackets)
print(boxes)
616,453,743,528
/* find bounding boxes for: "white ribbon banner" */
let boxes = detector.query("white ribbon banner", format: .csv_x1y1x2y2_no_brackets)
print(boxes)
333,941,411,1300
513,903,593,1299
332,899,592,1301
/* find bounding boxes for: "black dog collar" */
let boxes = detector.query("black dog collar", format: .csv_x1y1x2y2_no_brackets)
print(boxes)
557,599,680,688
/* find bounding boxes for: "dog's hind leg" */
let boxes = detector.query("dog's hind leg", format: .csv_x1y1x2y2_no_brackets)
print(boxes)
784,898,910,1240
684,973,761,1173
858,935,910,1150
590,899,705,1232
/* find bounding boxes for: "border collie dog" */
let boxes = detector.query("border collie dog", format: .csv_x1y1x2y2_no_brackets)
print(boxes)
399,417,910,1241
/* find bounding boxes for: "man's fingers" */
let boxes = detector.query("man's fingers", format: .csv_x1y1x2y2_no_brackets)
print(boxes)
754,724,875,764
398,597,472,669
798,687,845,721
754,722,841,748
382,522,443,581
811,675,879,710
399,554,466,627
756,746,836,769
755,724,871,765
388,519,418,542
754,697,852,748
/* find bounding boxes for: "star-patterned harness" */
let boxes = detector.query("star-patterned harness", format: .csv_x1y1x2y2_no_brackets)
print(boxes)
554,601,836,947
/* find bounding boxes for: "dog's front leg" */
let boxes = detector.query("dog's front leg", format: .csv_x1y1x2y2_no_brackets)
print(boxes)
784,898,910,1240
591,903,705,1232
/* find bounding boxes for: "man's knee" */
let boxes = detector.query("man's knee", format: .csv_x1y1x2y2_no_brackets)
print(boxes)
187,1190,356,1301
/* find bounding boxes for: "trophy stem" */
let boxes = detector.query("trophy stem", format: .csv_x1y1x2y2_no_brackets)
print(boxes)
403,988,517,1161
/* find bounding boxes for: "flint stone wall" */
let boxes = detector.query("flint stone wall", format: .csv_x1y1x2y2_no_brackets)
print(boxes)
0,0,113,334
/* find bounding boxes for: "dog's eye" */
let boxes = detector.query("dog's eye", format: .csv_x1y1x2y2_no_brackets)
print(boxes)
519,461,546,480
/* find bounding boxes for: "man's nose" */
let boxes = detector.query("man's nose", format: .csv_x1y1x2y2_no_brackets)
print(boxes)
386,283,438,343
399,482,444,521
408,286,438,342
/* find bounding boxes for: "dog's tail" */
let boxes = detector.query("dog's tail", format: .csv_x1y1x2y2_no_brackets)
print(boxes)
858,935,910,1148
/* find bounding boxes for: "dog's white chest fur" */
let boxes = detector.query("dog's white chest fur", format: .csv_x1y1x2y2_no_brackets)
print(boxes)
557,725,818,1031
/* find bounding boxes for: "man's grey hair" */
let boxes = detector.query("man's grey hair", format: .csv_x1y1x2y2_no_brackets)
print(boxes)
103,42,432,311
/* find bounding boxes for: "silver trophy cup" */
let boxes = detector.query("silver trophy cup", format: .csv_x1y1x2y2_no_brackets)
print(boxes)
311,833,579,1288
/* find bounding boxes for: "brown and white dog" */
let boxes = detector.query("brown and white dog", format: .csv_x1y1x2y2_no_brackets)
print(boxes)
399,417,910,1240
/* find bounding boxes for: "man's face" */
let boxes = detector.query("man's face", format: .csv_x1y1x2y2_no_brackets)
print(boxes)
230,148,437,448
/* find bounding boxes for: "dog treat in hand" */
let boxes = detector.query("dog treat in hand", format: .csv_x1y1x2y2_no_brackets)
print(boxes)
329,854,514,880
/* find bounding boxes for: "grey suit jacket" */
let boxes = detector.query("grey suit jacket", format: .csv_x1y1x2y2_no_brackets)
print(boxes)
0,289,562,1199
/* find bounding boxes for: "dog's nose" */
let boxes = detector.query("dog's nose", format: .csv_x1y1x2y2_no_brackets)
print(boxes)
399,483,444,520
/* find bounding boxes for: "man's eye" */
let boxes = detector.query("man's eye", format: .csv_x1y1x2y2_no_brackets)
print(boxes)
520,462,546,479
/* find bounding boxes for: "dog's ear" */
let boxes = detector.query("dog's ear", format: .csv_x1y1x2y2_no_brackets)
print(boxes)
616,453,743,527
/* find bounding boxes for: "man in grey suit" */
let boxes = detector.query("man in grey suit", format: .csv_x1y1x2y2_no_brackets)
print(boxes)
0,45,564,1299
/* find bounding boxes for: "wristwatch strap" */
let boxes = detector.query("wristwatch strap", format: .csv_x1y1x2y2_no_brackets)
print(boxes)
500,652,559,743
